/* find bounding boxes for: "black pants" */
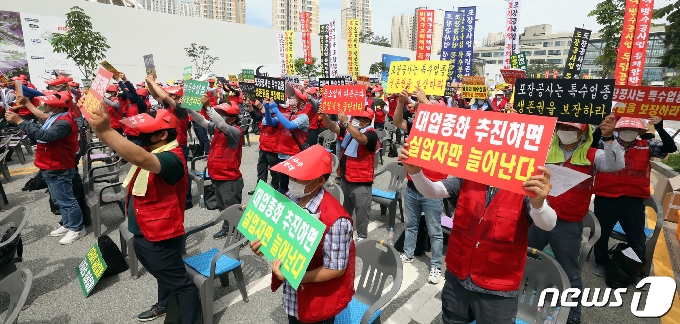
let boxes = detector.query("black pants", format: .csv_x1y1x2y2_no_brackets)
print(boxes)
441,271,518,324
257,150,280,190
593,195,647,267
307,128,320,147
213,178,244,229
133,235,202,324
287,315,335,324
278,158,290,195
181,146,192,205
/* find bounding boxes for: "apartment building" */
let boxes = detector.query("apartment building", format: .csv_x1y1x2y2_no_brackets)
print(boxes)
390,14,413,50
340,0,371,39
200,0,245,23
272,0,319,34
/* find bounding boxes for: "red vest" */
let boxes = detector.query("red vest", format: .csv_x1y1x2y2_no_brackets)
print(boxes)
342,129,378,183
303,102,319,130
107,99,123,130
126,146,187,242
124,104,140,136
258,121,279,153
120,98,130,117
491,98,508,112
387,96,398,118
375,108,386,124
447,180,529,291
207,125,243,181
168,107,189,147
35,113,78,171
594,139,651,199
279,111,308,156
271,190,355,323
547,148,596,222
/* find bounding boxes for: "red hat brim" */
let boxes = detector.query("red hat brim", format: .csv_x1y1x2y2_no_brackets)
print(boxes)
270,145,332,181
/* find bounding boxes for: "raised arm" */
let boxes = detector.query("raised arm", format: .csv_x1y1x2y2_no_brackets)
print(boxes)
392,89,410,132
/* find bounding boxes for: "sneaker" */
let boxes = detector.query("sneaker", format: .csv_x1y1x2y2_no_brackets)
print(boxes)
593,264,606,277
428,268,442,284
59,229,85,244
566,317,581,324
400,254,414,263
213,229,229,240
49,226,69,237
355,237,365,243
137,304,167,322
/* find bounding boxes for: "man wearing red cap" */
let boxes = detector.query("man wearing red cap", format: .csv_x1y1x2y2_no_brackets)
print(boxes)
117,73,149,145
303,86,323,147
84,104,202,323
250,145,355,324
188,97,244,239
102,84,124,134
319,109,379,241
592,116,677,280
248,98,280,195
532,117,623,324
6,91,84,244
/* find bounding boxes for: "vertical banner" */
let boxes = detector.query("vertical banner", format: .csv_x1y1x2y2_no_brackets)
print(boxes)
459,7,477,77
300,12,312,65
440,12,456,61
284,30,295,75
329,20,340,77
504,0,522,68
277,32,287,76
628,0,655,86
450,12,464,84
319,24,330,78
416,9,435,61
614,0,641,86
563,28,592,79
347,18,360,78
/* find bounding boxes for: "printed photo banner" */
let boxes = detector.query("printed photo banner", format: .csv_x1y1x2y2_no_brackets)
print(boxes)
319,85,366,115
629,0,655,86
462,85,488,99
612,85,680,120
416,9,435,61
181,80,210,111
405,103,556,196
100,61,120,80
237,181,326,290
285,30,295,75
513,78,614,124
504,0,522,68
80,67,113,121
300,12,312,65
336,74,354,83
329,20,340,77
386,61,451,96
77,243,108,297
381,54,410,83
459,6,477,77
562,28,591,79
614,0,640,86
347,19,360,78
510,53,528,72
254,75,286,104
450,12,464,83
143,54,156,79
500,69,526,85
277,32,287,76
319,24,330,78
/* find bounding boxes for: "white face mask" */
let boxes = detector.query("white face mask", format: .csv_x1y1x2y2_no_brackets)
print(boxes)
375,92,382,97
618,130,639,142
557,130,580,145
104,93,112,99
351,119,361,128
289,180,314,199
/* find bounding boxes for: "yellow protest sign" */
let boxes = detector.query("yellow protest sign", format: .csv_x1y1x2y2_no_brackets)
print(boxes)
386,60,451,96
229,75,238,82
462,85,488,99
100,61,120,80
462,76,486,85
285,30,295,74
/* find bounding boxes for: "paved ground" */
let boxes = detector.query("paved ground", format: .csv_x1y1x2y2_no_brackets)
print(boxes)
0,131,678,324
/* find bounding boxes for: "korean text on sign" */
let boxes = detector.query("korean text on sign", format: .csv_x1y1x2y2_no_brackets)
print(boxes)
181,80,210,111
237,181,326,289
462,85,488,99
405,103,556,196
80,67,113,121
500,69,526,85
612,85,680,120
76,243,108,297
254,75,286,104
513,78,614,125
319,85,366,114
386,61,451,96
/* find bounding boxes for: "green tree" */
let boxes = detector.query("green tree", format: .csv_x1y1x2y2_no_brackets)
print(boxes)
49,6,110,80
371,35,391,47
293,57,320,79
588,0,626,79
369,62,388,78
359,29,391,47
472,65,480,76
184,43,219,75
654,1,680,70
526,62,560,78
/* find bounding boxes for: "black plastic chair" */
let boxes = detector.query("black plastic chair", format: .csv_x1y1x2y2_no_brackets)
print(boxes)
0,268,33,324
0,207,29,280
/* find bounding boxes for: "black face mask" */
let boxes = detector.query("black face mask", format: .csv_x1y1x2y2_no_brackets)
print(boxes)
137,132,161,148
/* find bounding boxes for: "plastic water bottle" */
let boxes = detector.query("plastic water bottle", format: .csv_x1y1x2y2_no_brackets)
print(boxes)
387,228,394,245
544,315,557,324
535,305,547,324
544,307,560,324
199,194,205,209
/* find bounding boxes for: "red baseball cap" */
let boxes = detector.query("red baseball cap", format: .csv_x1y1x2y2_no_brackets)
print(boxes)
35,91,73,108
356,108,374,120
165,86,184,97
372,85,383,92
136,88,149,97
214,102,239,115
106,85,118,92
121,109,178,133
556,121,587,131
293,88,307,101
307,87,318,95
270,145,333,181
615,117,646,130
69,82,80,87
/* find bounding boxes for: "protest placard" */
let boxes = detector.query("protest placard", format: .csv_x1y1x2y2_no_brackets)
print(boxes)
14,78,22,97
500,69,526,85
513,78,614,124
405,103,556,196
183,66,192,81
318,78,346,95
319,85,366,114
462,85,488,99
100,61,120,80
182,80,209,111
76,243,108,297
386,61,451,96
143,54,156,78
229,75,238,83
337,74,353,82
462,76,485,85
242,69,254,82
356,76,370,85
80,67,113,120
239,82,255,99
284,75,301,85
611,85,680,120
255,75,286,104
444,87,457,97
238,181,326,289
510,53,528,72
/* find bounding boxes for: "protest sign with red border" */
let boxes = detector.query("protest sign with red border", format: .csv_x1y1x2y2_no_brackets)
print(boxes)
403,103,556,196
80,67,113,121
500,69,526,84
612,85,680,120
319,85,366,115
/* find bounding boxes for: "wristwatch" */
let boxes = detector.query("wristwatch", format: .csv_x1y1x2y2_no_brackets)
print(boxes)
601,135,615,141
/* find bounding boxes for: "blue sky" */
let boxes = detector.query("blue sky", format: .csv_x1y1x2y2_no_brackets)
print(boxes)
246,0,669,42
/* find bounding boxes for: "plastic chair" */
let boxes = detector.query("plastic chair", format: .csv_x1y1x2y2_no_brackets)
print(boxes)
188,156,210,206
325,182,344,205
0,207,29,280
6,132,27,165
182,205,249,324
335,239,402,324
608,196,663,277
375,129,388,159
371,162,407,229
241,116,253,147
331,154,340,175
517,248,571,324
85,162,129,238
580,210,601,268
319,129,338,150
0,136,13,183
0,268,33,324
82,142,116,177
119,219,141,278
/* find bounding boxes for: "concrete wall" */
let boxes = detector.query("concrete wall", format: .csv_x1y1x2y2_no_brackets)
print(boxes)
0,0,415,83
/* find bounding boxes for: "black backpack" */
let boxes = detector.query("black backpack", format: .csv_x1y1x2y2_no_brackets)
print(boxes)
98,235,129,280
605,243,645,288
387,141,398,158
0,227,22,265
